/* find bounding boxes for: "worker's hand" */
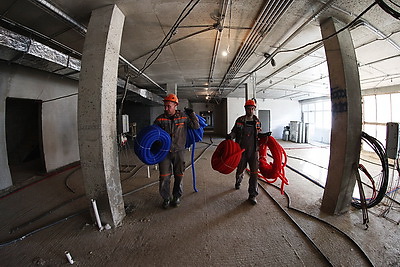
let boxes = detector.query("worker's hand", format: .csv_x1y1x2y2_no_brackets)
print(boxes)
184,108,193,115
225,134,232,140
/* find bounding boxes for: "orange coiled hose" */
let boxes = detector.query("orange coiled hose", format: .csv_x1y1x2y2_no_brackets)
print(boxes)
212,140,245,174
258,136,289,194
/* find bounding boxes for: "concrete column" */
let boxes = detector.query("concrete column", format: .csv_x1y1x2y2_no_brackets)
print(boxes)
244,73,256,100
166,83,177,95
320,18,362,214
78,5,126,227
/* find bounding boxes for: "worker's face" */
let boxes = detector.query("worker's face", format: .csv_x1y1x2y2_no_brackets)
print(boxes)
245,105,256,117
164,101,177,116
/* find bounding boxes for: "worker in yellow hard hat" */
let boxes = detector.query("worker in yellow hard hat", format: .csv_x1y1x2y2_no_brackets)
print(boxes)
226,99,262,204
154,93,200,209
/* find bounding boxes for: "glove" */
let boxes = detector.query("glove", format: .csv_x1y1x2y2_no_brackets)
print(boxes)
258,132,271,138
184,108,193,115
226,134,232,140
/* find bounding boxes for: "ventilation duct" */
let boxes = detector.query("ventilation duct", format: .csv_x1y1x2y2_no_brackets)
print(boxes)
0,26,81,79
0,26,163,104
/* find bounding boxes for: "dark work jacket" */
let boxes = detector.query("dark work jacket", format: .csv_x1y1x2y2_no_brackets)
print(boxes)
154,110,200,152
230,115,262,151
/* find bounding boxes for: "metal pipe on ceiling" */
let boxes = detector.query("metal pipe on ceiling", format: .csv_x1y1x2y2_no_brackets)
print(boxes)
352,19,400,52
28,0,166,94
29,0,87,36
208,0,230,85
218,0,294,90
227,0,335,95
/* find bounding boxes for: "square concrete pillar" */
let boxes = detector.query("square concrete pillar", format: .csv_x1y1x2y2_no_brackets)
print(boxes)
78,5,126,227
320,18,362,215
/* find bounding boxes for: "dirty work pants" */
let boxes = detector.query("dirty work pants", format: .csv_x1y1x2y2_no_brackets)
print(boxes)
158,150,185,200
236,150,259,197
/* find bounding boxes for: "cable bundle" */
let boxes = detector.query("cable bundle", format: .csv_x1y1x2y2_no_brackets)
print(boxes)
352,131,389,209
134,125,171,165
186,114,208,192
258,136,289,194
211,140,244,174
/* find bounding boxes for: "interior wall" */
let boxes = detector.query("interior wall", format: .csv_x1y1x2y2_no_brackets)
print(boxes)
123,102,155,134
227,97,301,139
0,63,79,189
257,98,301,139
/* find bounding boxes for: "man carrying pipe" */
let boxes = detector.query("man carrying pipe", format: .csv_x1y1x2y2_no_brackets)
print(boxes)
226,99,263,205
154,94,200,209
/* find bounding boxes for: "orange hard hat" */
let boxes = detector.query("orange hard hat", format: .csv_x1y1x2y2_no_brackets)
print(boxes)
244,99,256,107
163,93,179,104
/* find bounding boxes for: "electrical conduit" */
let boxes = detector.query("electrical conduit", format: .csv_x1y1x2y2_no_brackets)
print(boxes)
258,136,289,194
134,125,171,165
185,114,208,192
211,140,244,174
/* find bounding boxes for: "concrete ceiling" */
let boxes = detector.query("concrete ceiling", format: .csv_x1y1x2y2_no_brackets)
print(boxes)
1,0,399,104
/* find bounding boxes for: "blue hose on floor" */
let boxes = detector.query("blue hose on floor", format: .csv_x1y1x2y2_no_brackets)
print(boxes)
134,125,171,165
185,115,208,192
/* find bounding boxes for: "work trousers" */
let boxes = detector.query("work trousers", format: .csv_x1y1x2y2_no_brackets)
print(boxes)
236,150,259,197
158,150,185,200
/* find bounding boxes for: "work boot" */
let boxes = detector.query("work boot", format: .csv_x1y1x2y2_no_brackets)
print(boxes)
162,199,170,209
248,195,257,205
171,197,181,207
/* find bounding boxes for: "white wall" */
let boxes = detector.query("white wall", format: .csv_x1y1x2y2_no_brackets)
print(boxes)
227,97,301,139
0,63,79,189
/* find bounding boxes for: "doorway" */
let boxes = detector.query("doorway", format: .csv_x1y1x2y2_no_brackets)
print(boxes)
258,110,271,132
5,98,45,185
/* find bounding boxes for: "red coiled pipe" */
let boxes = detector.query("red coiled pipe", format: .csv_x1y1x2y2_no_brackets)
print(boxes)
258,136,289,194
212,140,245,174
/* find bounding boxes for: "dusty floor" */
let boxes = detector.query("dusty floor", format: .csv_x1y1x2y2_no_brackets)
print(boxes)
0,135,399,266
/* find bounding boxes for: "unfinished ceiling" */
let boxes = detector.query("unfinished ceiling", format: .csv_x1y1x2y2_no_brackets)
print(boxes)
0,0,399,103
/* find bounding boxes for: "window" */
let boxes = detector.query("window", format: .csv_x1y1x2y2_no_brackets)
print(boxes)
362,92,400,147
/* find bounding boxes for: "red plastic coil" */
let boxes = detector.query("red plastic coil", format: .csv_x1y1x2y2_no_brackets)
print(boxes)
212,140,245,174
258,136,289,194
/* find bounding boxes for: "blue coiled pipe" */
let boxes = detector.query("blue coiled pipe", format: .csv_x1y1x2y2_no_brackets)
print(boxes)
134,125,171,165
186,114,208,192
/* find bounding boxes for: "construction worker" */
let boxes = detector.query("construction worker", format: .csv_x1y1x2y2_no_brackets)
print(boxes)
154,93,200,209
227,99,262,204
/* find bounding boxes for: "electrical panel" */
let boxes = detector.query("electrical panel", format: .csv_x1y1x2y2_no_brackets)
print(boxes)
117,114,130,134
386,122,399,159
122,114,129,133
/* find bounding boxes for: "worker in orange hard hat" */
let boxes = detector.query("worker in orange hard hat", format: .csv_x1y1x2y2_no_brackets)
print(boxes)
226,99,262,205
154,93,200,209
164,93,179,104
244,99,256,107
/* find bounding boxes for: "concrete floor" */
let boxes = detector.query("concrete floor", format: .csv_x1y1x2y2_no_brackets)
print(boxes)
0,136,399,266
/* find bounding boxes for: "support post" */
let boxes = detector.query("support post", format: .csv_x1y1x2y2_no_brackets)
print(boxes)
320,18,362,214
78,5,126,227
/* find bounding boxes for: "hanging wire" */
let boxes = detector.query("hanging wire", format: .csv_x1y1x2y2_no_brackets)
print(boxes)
133,0,200,79
352,131,389,209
